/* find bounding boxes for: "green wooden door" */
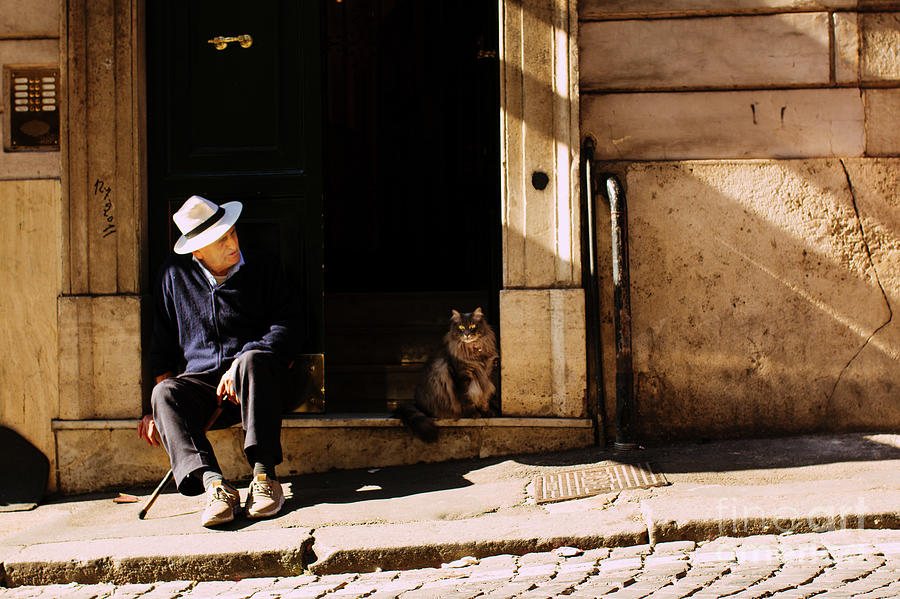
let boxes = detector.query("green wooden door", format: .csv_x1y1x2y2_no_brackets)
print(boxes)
147,1,324,409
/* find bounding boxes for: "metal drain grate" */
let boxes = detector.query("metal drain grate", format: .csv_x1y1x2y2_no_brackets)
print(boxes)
532,462,668,504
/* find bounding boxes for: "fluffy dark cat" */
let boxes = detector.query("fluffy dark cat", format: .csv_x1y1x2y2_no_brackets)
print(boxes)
396,307,499,442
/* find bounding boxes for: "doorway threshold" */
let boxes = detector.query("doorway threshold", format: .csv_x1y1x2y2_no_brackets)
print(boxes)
52,415,592,431
52,416,596,494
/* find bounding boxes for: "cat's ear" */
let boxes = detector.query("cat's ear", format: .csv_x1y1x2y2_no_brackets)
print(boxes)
473,307,483,319
451,309,461,321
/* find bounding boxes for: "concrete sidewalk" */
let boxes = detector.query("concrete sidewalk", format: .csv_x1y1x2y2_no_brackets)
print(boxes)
2,433,900,588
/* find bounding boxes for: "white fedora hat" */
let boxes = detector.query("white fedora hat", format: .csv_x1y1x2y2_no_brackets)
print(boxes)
172,195,242,254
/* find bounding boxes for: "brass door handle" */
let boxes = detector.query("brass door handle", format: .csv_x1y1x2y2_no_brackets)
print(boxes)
207,35,253,50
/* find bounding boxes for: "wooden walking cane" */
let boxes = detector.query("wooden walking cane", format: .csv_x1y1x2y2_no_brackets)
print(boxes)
138,404,225,519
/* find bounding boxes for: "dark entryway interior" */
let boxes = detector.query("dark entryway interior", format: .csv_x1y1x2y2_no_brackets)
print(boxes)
147,0,500,414
323,0,499,293
322,0,501,412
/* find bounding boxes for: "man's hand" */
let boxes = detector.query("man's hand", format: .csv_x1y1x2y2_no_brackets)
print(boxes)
217,363,239,405
138,414,161,446
139,372,173,445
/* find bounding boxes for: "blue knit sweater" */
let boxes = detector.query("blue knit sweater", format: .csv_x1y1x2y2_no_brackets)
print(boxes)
150,251,299,377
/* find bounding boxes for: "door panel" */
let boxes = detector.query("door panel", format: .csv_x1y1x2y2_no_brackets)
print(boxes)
147,1,324,409
164,2,304,177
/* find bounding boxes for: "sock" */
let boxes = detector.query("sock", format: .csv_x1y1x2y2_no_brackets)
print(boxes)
253,461,276,479
201,469,224,491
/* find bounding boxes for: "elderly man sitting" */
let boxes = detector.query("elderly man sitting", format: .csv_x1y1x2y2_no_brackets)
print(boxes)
138,195,299,527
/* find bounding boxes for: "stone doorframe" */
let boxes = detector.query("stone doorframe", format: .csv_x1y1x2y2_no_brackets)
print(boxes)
498,0,586,419
57,0,588,425
58,0,147,424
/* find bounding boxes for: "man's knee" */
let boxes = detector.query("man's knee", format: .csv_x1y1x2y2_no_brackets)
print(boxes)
234,350,278,375
233,351,287,411
150,377,181,413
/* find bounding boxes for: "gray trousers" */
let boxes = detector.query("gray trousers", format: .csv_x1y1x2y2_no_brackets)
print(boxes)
151,350,288,496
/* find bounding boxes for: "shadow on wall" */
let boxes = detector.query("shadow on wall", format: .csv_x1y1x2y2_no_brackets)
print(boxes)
578,11,847,161
579,12,832,94
593,159,900,444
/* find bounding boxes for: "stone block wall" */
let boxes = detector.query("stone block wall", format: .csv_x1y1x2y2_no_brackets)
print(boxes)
580,1,900,441
0,0,61,489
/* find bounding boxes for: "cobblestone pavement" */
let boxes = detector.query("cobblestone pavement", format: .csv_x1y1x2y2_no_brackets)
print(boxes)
6,530,900,598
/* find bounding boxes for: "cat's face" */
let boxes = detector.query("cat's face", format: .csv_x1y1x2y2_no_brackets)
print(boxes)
450,307,488,344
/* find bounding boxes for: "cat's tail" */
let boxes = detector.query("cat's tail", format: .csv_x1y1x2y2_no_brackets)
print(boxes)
394,402,438,443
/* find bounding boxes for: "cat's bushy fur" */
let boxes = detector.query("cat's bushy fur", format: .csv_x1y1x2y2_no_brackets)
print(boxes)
395,308,499,442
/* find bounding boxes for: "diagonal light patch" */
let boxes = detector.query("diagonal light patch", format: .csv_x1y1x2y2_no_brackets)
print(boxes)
715,237,899,364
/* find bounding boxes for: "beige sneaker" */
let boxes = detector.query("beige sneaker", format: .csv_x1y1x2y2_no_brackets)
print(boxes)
245,474,285,519
201,481,240,527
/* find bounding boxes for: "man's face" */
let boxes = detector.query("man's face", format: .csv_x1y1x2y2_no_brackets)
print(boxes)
192,226,241,276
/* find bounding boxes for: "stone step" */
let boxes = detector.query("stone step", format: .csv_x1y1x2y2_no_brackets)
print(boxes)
324,326,440,365
322,290,495,411
326,364,422,412
52,416,596,494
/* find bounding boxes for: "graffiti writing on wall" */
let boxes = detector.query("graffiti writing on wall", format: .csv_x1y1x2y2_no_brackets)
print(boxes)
94,179,117,238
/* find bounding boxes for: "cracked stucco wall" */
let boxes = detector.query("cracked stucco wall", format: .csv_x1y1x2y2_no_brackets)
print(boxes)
580,2,900,441
596,160,900,440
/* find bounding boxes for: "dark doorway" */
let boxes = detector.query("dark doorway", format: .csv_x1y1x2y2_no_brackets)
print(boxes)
147,1,501,414
323,0,500,293
146,1,324,359
323,1,501,412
